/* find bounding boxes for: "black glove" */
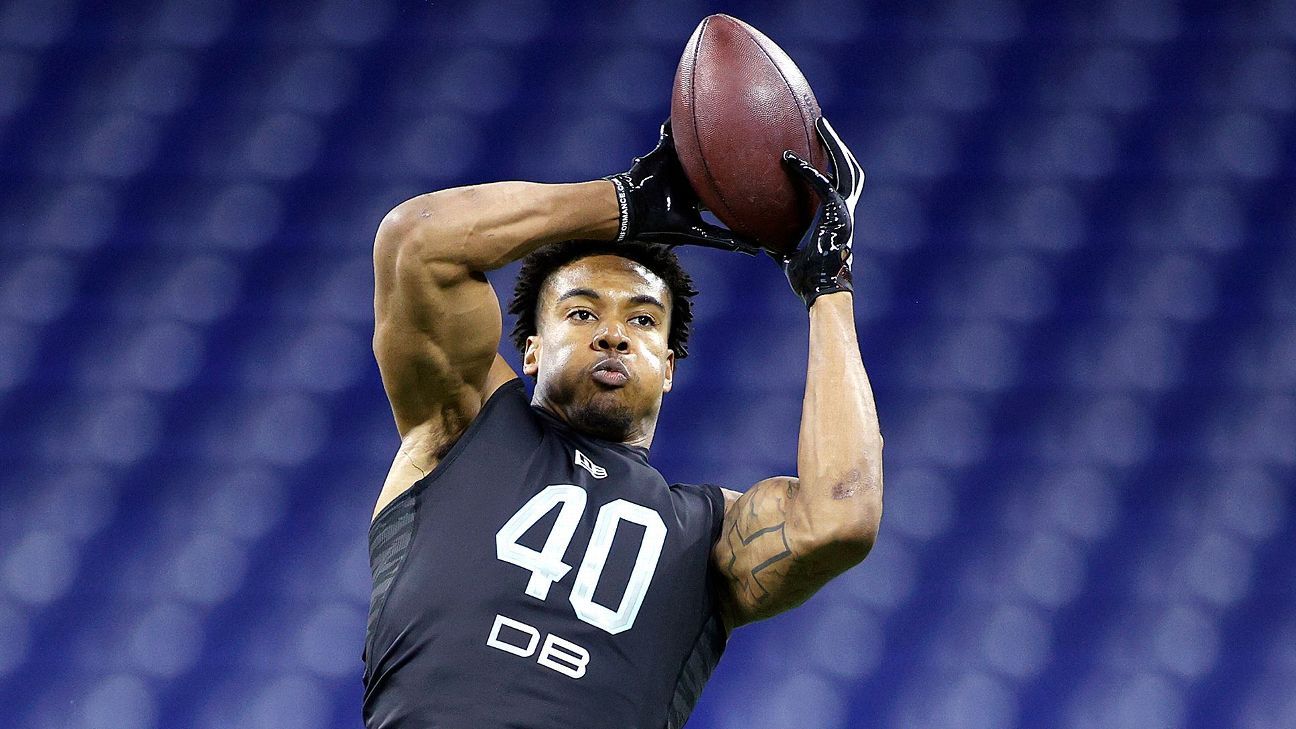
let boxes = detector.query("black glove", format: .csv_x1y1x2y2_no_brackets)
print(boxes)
774,117,865,309
605,121,759,254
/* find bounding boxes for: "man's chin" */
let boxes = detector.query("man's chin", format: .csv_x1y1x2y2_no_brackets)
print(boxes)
567,398,634,442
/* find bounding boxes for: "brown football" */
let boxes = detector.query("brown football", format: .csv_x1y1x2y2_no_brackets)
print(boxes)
671,14,830,253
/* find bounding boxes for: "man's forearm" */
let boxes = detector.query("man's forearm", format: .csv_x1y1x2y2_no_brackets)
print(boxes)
795,292,884,555
378,180,621,272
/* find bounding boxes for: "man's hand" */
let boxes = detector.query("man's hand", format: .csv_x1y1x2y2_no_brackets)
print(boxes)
605,121,760,253
775,117,865,309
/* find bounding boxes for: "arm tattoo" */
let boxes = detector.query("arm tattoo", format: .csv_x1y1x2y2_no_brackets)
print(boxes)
719,479,798,605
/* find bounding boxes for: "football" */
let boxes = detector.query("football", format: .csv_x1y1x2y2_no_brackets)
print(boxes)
671,14,831,253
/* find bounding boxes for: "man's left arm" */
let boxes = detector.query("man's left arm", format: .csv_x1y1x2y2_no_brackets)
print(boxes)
713,119,883,631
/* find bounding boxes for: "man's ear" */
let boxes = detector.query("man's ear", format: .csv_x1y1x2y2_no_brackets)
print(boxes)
523,335,541,377
662,349,675,393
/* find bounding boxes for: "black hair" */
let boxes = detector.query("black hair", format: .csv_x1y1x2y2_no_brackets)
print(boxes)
508,239,699,361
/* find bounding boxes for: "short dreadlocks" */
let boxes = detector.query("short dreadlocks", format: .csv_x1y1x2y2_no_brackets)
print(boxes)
508,239,699,362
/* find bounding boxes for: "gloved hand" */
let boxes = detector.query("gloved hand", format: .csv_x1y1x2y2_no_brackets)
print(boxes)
605,121,760,254
775,117,865,309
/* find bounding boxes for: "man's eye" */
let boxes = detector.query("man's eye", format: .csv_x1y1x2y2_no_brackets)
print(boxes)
632,315,656,327
569,310,594,321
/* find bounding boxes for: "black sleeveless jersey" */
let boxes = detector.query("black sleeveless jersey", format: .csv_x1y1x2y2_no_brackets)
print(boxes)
363,379,728,729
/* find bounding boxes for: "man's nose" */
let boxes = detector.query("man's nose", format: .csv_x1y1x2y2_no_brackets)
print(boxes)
595,324,630,353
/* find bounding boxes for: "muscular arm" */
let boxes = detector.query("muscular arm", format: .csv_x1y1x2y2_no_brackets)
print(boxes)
372,180,619,480
714,292,884,629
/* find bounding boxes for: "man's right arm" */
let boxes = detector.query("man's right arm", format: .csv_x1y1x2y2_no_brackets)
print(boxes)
371,124,753,518
372,180,620,476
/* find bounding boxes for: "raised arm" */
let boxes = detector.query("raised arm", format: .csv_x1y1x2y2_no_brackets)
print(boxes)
373,179,620,437
372,123,754,518
371,180,620,525
714,119,884,629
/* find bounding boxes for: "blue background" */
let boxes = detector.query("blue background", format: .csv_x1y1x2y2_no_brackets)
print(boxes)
1,0,1294,728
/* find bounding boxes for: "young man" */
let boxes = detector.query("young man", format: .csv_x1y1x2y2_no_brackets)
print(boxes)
363,119,882,728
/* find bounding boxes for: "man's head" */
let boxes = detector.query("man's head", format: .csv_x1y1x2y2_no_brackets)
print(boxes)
509,240,698,444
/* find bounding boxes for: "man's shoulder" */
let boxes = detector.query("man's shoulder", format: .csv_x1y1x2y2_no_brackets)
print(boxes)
371,375,530,523
665,482,730,538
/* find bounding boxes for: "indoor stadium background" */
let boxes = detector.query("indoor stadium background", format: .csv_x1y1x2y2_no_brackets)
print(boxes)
1,0,1293,727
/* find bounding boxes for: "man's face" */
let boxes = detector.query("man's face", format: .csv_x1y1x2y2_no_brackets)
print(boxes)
524,255,675,443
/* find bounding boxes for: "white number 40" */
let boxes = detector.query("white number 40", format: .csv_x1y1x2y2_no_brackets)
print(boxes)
495,484,666,635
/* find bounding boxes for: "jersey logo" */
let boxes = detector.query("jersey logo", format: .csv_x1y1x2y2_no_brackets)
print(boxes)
574,449,607,479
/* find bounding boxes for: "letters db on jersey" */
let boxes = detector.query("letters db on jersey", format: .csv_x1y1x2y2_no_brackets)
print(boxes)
490,482,669,677
363,380,727,729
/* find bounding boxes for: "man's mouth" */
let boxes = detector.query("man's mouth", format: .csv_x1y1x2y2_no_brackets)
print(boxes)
591,358,630,387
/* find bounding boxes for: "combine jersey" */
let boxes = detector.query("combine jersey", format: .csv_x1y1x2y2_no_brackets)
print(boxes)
363,379,728,729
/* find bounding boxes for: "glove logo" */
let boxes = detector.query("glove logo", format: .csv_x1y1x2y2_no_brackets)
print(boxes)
606,175,632,242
